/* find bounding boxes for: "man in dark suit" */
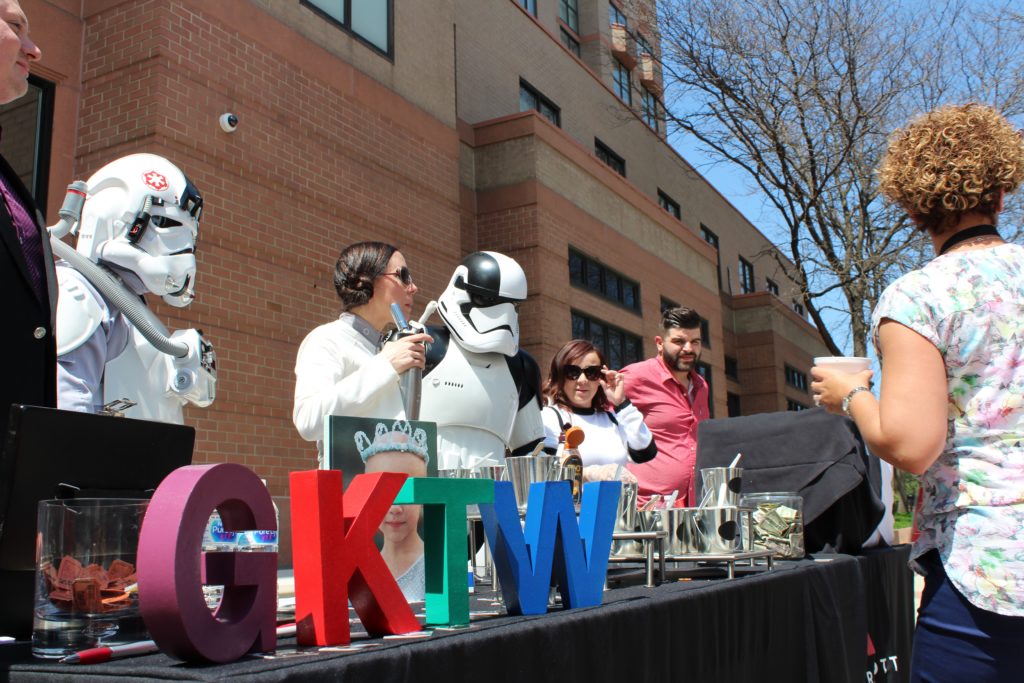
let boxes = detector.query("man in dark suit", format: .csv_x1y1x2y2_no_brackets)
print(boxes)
0,0,50,441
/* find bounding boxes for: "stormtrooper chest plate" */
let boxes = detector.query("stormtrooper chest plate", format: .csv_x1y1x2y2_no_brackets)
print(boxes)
420,344,518,441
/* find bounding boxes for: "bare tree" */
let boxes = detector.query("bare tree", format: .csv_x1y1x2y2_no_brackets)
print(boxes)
627,0,1023,354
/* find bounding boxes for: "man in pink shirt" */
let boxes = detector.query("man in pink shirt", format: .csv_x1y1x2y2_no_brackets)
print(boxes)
621,307,710,505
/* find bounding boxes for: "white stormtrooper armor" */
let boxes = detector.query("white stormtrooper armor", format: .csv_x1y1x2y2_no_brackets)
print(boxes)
52,153,215,423
419,251,544,468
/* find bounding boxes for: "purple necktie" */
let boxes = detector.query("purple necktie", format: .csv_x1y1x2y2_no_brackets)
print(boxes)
0,172,45,301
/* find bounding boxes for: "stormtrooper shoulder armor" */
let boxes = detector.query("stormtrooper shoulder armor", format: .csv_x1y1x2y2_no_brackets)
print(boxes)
504,349,542,410
55,266,104,355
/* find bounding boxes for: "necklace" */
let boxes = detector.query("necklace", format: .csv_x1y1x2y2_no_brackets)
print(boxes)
938,224,1001,255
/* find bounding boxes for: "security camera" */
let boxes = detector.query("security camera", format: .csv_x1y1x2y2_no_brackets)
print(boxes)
219,113,239,133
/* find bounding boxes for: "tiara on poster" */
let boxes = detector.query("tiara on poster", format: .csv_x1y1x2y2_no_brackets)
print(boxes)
354,420,430,464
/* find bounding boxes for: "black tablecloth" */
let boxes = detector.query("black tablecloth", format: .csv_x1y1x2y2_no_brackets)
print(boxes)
0,546,914,683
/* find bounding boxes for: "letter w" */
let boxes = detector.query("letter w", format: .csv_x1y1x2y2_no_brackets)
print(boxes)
479,480,620,615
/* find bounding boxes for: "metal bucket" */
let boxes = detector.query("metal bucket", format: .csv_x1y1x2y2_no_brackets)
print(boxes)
641,507,700,556
503,454,562,508
610,481,640,556
700,467,744,508
691,506,741,554
469,465,505,481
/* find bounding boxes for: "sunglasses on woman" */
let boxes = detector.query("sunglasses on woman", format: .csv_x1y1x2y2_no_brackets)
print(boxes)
382,266,414,286
564,364,603,381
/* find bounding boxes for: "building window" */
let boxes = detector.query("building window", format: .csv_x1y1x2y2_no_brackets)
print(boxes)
766,278,779,296
727,392,741,417
0,75,54,212
724,355,739,380
696,361,714,417
657,190,680,220
641,88,658,131
785,365,808,392
569,248,641,312
571,311,643,368
303,0,393,55
519,80,560,127
613,60,632,104
636,34,652,56
559,0,579,31
699,317,711,349
787,399,809,412
518,0,537,16
660,296,679,313
595,138,626,176
701,224,722,291
609,2,628,27
738,257,755,294
560,28,581,56
793,300,805,316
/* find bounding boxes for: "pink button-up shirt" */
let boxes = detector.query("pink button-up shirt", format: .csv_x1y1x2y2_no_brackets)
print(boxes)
621,356,709,505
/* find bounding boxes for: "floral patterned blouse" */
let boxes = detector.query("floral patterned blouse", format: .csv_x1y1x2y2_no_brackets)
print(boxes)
872,242,1024,617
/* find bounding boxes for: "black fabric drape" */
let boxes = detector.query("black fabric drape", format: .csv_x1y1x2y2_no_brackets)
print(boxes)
695,408,885,554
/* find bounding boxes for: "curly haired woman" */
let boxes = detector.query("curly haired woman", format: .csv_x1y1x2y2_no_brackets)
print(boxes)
812,103,1024,683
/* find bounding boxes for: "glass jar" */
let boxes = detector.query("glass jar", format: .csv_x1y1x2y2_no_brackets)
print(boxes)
740,492,804,559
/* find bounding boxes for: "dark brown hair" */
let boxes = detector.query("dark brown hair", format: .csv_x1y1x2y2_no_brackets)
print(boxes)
542,339,609,411
661,306,701,332
333,241,397,310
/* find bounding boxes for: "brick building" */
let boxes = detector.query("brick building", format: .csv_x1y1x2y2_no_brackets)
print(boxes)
8,0,828,537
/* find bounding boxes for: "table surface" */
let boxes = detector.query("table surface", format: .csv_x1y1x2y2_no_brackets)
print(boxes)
0,546,914,683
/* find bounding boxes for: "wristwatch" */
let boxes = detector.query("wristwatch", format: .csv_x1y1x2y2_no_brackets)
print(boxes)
842,386,870,416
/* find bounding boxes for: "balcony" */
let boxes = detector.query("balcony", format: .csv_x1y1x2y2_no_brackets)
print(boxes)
638,53,661,93
610,23,636,68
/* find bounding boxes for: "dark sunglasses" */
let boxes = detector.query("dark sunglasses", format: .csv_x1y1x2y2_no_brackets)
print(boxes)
564,364,602,381
382,266,414,286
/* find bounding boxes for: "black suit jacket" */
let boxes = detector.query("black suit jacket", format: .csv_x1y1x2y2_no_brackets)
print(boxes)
0,153,57,442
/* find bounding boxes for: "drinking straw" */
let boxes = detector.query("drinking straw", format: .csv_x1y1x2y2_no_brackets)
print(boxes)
729,452,743,468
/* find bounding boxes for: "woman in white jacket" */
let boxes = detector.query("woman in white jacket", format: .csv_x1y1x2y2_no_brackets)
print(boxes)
292,242,432,457
541,339,656,482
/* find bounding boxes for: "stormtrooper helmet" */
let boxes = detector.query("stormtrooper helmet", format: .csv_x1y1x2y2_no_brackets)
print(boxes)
437,251,527,356
74,153,203,307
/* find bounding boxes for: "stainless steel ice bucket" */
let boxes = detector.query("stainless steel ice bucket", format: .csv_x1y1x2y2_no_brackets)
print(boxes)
691,506,741,554
641,507,699,556
503,454,562,508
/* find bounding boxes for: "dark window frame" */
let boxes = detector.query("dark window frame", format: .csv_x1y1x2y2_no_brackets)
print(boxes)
609,1,628,27
569,247,641,313
571,310,644,368
519,79,561,127
301,0,395,59
559,0,579,32
696,361,714,417
701,224,722,291
0,74,54,215
738,256,755,294
595,138,626,176
766,278,779,296
724,355,739,380
784,364,809,392
640,87,658,131
657,189,680,219
660,296,679,313
699,317,711,349
787,399,809,412
519,0,538,16
612,59,632,105
727,392,741,417
559,27,581,56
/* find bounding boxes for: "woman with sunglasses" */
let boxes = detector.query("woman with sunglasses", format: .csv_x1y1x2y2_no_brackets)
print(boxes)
293,241,432,458
541,339,656,482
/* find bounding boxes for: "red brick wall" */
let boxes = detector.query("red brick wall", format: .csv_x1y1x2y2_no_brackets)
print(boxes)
72,0,462,502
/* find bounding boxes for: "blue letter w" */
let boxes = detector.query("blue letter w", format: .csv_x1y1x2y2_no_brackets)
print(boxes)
478,480,620,615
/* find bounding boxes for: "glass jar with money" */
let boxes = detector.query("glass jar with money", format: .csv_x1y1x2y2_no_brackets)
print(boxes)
739,492,804,559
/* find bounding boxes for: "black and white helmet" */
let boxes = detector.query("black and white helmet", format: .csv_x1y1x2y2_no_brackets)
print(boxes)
437,251,527,356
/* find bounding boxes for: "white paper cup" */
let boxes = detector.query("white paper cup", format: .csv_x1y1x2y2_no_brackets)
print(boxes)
812,356,871,374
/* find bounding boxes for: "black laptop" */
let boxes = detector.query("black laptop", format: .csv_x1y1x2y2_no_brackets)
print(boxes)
0,405,195,639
